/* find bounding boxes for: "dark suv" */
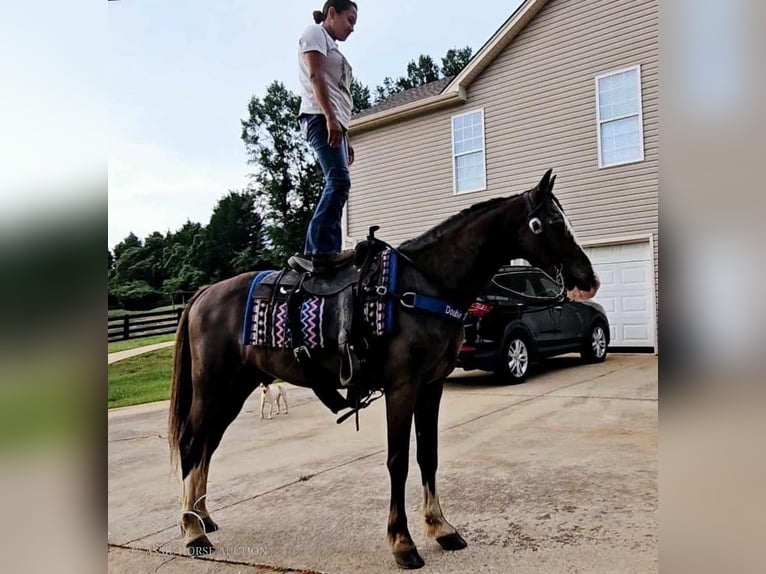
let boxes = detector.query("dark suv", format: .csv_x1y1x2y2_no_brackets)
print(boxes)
457,266,609,383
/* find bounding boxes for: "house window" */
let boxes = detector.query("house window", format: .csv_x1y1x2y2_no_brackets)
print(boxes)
452,109,486,193
596,65,644,168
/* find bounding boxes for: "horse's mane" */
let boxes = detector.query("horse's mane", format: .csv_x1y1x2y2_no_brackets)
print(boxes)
399,195,515,252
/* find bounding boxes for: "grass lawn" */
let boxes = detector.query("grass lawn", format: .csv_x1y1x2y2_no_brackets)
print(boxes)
108,333,176,354
108,347,175,408
108,305,177,318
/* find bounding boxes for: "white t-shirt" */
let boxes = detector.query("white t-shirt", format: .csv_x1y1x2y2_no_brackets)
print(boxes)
298,24,353,129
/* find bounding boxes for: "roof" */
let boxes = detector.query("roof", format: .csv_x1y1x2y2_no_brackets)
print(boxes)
353,76,453,120
349,0,550,134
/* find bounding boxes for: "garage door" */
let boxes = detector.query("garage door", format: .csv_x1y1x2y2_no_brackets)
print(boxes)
584,242,655,349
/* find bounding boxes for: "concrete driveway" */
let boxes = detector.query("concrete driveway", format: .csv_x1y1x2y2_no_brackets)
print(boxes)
108,354,657,573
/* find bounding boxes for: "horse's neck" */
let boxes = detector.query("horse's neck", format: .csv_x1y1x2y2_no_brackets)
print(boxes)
401,196,526,304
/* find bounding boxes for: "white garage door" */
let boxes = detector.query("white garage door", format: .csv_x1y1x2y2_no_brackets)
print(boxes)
584,242,655,349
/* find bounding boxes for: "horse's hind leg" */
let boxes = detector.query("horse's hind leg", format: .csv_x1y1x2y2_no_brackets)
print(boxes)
385,382,425,569
415,381,467,551
180,368,260,553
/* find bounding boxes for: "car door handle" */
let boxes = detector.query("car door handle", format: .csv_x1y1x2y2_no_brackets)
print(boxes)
553,306,563,310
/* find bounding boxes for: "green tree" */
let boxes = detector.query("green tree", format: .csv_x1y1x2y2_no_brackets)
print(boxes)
375,76,402,103
241,81,323,265
375,54,439,102
441,46,473,77
405,55,440,87
162,220,208,294
351,78,371,114
374,47,473,103
200,190,264,281
109,245,164,309
112,232,142,262
142,231,168,290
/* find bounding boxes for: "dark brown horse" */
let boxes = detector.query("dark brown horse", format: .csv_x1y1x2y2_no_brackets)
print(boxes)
168,170,599,569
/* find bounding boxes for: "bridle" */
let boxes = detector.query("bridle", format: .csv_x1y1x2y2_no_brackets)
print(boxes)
496,190,569,304
523,189,567,237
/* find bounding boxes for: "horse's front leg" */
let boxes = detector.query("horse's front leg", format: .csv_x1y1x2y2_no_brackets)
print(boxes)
415,381,467,551
385,382,425,569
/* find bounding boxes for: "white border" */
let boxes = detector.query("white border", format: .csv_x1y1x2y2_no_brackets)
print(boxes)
595,65,645,169
451,107,487,195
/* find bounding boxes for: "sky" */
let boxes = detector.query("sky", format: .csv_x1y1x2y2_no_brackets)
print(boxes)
107,0,524,250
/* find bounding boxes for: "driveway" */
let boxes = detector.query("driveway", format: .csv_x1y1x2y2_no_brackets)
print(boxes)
108,354,657,573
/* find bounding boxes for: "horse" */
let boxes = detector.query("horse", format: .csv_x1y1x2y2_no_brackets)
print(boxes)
168,169,600,569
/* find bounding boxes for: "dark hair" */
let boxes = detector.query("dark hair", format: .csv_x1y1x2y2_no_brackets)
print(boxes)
313,0,357,24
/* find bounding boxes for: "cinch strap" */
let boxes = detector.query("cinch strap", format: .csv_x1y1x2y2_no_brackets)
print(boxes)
399,292,467,323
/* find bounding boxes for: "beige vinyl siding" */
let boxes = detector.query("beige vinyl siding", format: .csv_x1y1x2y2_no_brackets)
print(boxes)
348,0,658,339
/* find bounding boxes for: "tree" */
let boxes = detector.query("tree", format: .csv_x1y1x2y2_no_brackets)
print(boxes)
112,232,142,262
162,220,207,293
142,231,168,290
441,46,473,77
200,190,264,281
375,56,439,102
108,249,114,271
375,76,402,103
241,81,323,265
405,55,440,87
351,78,371,114
374,47,473,103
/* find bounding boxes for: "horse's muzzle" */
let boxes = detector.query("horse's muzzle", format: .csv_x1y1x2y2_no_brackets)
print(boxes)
568,273,600,300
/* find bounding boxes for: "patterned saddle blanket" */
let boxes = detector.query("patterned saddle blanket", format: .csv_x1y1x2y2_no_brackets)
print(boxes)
241,249,398,353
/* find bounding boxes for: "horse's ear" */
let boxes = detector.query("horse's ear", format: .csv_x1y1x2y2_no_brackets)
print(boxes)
549,174,557,192
538,169,553,196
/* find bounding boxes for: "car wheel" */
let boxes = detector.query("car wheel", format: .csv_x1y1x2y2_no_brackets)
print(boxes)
582,322,608,363
496,333,531,384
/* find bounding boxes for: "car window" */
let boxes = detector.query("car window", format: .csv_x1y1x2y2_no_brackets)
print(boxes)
536,274,562,297
491,273,536,297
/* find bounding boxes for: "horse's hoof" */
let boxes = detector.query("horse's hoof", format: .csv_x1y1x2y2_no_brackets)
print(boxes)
202,516,219,532
436,532,468,551
186,534,215,556
393,549,425,569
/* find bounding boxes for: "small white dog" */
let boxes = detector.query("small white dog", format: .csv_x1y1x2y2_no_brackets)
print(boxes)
259,380,288,420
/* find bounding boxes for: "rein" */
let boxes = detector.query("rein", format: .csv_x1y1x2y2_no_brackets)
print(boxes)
368,235,469,324
487,265,568,315
367,188,570,323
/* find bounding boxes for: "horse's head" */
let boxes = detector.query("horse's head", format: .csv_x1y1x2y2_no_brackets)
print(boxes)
517,169,600,300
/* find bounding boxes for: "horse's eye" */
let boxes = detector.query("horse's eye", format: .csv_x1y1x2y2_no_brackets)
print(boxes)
528,218,543,235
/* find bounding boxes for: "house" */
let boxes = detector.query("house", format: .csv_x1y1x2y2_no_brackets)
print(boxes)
345,0,658,352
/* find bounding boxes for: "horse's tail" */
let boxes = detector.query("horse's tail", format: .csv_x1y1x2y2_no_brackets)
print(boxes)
168,286,209,474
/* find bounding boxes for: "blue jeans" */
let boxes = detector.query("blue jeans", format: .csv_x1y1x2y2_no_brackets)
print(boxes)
301,114,350,256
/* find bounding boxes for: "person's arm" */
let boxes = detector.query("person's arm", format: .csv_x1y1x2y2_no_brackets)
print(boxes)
304,51,344,148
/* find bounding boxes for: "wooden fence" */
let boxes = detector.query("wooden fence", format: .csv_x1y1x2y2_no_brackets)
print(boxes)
108,308,183,342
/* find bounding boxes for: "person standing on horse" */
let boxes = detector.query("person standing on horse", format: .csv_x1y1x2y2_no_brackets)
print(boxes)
291,0,358,275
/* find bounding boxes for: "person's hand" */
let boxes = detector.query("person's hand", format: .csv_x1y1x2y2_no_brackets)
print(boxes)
348,144,355,166
326,115,343,148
